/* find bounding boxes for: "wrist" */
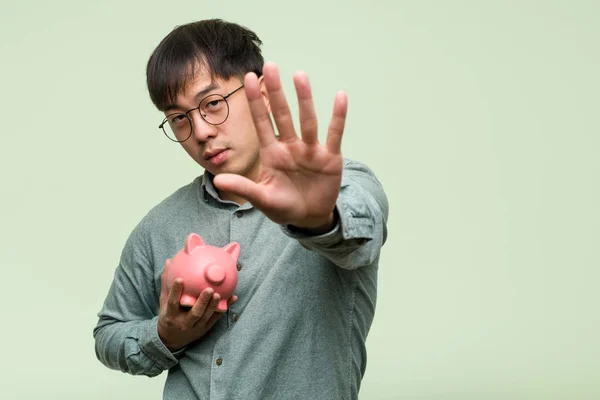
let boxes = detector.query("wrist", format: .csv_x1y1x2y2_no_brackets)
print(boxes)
288,209,338,235
158,324,185,352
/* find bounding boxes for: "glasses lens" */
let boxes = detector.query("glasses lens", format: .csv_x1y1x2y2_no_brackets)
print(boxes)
161,114,191,142
200,95,230,125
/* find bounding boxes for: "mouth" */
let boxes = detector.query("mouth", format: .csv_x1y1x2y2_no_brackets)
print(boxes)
203,148,230,166
203,148,227,161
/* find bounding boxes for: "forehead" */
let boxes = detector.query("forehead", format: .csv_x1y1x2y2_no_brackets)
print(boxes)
167,70,232,111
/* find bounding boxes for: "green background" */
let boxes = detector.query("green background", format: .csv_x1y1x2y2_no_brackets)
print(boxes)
1,1,598,399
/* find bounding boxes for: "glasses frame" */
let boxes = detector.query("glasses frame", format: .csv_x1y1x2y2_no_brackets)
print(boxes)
158,84,245,143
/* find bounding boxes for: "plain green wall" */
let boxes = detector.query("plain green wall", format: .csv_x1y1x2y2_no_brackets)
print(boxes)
1,1,598,399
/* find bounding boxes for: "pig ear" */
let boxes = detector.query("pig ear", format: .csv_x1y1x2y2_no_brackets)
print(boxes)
185,233,206,254
222,242,240,261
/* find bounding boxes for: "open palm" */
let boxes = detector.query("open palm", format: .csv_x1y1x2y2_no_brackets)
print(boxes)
213,62,347,229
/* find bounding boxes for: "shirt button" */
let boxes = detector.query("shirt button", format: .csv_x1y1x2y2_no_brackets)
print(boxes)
233,314,239,322
236,262,242,271
235,211,243,218
216,358,223,366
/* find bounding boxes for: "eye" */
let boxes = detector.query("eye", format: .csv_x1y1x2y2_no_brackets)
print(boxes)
168,114,187,124
205,99,223,109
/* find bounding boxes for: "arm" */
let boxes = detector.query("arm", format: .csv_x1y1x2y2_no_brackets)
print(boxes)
213,62,387,267
93,224,229,376
93,227,177,377
282,159,388,269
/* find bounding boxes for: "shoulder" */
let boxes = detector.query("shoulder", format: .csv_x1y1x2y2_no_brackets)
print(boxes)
341,157,382,184
129,177,202,241
340,157,388,215
117,176,204,269
147,177,201,221
342,157,368,171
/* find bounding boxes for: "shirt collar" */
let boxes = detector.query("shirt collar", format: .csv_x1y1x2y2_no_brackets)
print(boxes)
199,170,254,209
200,170,220,202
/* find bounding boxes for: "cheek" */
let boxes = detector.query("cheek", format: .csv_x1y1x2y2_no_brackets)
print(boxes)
180,141,202,161
227,119,259,148
243,132,261,159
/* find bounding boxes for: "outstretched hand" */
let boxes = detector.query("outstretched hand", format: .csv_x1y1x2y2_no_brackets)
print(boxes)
213,62,347,230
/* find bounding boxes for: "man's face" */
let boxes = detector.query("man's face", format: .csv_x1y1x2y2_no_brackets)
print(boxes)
166,70,264,181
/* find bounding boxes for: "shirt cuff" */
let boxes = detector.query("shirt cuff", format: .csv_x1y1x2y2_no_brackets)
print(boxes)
138,316,182,370
282,211,343,243
281,192,374,245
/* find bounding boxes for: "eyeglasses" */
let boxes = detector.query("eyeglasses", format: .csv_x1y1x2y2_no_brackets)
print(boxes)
158,84,245,142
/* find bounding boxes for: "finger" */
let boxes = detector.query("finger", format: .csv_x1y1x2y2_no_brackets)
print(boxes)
204,308,226,329
244,71,277,148
263,62,297,142
213,173,270,209
325,91,347,155
227,295,238,307
293,71,318,145
195,293,221,325
159,261,169,304
166,278,184,315
189,287,214,319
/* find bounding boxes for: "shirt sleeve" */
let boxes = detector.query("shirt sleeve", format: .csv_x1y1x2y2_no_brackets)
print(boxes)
92,221,180,377
280,159,389,270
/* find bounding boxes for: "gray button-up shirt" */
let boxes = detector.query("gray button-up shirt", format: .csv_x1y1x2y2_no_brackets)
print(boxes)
93,158,388,400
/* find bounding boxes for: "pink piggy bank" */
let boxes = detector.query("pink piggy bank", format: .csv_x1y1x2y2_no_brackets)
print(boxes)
165,233,240,312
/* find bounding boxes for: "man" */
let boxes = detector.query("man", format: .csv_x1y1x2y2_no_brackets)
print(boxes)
94,18,388,400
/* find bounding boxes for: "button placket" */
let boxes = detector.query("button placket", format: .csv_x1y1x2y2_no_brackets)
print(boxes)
229,207,245,329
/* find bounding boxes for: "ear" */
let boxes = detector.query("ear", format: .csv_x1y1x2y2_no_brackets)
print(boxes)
258,75,271,114
222,242,241,262
185,233,206,254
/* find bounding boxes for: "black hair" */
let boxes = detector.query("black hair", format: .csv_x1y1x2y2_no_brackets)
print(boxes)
146,19,264,111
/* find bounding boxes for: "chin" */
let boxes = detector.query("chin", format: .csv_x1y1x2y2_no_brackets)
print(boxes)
204,163,235,177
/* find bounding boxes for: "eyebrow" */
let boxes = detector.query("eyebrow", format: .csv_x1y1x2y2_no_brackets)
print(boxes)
163,82,220,112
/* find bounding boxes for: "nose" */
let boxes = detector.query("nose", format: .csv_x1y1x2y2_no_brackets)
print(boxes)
189,109,217,142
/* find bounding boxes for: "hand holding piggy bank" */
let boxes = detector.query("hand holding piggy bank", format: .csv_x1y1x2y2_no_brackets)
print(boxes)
165,233,240,312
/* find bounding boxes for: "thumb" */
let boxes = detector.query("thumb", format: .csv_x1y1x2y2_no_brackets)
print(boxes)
213,173,269,208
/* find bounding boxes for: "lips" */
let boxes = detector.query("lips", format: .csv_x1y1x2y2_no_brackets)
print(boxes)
203,148,227,161
203,148,230,166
